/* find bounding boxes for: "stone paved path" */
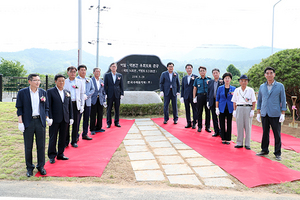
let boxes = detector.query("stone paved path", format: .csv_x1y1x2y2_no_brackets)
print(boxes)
123,118,235,187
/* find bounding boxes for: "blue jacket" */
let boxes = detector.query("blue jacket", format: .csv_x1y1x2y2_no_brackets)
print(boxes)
181,74,198,99
216,85,236,113
16,87,49,128
91,77,106,106
207,78,224,107
77,76,95,107
257,80,287,117
160,71,180,96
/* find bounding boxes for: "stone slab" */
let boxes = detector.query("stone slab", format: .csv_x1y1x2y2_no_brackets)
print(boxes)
163,132,175,138
167,175,202,186
157,156,185,164
125,145,148,152
153,148,177,156
193,166,228,178
141,131,162,136
186,158,214,166
148,141,172,148
127,128,140,134
162,164,193,175
144,136,167,142
123,140,146,146
203,178,235,187
124,134,142,140
173,143,192,150
168,137,182,144
138,126,158,131
178,150,202,158
135,121,155,126
128,152,155,161
135,118,151,121
131,160,160,170
134,170,165,181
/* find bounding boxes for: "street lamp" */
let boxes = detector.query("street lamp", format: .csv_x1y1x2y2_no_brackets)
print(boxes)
272,0,282,54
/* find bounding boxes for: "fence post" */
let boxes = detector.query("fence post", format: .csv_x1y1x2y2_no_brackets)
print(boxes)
0,74,2,102
46,74,48,91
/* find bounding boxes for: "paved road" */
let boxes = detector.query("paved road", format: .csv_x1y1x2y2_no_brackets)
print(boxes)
0,180,299,200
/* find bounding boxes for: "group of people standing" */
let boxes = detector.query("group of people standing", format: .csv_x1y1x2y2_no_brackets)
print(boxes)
16,63,123,177
160,63,286,162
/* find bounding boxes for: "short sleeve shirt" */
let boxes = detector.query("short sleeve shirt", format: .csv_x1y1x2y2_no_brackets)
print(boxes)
231,86,256,105
193,76,210,94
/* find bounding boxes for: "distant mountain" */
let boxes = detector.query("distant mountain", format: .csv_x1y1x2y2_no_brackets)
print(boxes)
0,48,114,75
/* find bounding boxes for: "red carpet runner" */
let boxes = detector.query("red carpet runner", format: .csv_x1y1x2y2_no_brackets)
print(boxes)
152,118,300,188
231,121,300,153
36,119,134,177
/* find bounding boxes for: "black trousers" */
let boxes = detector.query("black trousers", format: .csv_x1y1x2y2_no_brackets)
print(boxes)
196,94,210,129
48,120,68,159
78,102,91,137
184,96,197,126
107,95,120,125
66,102,80,145
210,98,220,134
163,89,178,122
23,118,45,170
90,98,104,131
219,107,232,141
261,115,281,156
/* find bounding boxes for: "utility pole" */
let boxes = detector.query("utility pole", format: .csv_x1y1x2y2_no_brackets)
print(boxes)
272,0,282,54
96,0,100,68
78,0,83,66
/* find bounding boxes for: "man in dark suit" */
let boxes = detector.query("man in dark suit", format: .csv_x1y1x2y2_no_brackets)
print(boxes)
160,62,180,124
104,63,124,128
207,68,223,137
90,67,106,134
47,74,73,164
181,64,198,129
16,74,49,177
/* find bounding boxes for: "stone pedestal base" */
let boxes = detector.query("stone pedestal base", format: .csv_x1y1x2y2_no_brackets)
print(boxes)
121,91,162,104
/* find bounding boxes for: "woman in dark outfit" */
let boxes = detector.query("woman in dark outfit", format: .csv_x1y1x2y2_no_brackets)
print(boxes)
215,72,236,144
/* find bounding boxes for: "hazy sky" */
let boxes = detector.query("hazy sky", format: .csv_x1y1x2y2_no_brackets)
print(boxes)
0,0,299,60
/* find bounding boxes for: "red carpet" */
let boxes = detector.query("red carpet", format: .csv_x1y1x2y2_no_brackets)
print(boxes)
231,121,300,153
36,119,134,177
152,118,300,188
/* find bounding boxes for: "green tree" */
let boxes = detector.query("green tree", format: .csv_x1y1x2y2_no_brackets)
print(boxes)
227,64,241,77
246,48,300,117
0,58,27,77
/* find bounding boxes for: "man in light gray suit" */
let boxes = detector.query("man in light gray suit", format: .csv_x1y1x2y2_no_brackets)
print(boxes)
90,68,106,135
256,67,287,161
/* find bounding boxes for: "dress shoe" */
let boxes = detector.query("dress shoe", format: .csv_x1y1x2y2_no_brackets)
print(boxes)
275,155,282,161
234,145,243,148
38,168,47,175
205,128,211,133
192,124,196,129
185,124,192,128
174,121,178,124
71,143,78,148
57,156,69,160
26,169,33,177
98,129,105,132
91,131,96,135
197,128,202,132
163,121,168,124
49,158,55,164
107,124,111,128
256,151,269,156
222,141,226,144
82,135,93,140
212,133,219,137
225,141,230,145
115,123,121,127
245,146,251,150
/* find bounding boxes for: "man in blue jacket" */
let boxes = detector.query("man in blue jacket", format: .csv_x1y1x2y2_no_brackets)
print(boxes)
256,67,286,161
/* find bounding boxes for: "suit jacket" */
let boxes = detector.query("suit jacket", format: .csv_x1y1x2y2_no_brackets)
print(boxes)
91,77,106,105
207,78,224,107
104,72,124,99
76,76,95,107
216,85,236,113
181,74,198,99
160,71,180,96
16,87,49,128
47,87,73,124
257,80,287,117
64,78,85,110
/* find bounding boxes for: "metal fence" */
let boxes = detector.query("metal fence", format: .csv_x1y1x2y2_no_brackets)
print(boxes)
0,75,55,102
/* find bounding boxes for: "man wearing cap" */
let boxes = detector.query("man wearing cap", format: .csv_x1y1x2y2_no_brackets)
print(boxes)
256,67,286,161
231,75,256,150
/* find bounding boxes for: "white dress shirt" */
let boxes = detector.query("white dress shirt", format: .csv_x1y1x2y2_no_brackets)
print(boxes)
112,73,117,84
30,87,40,116
95,78,100,90
56,86,64,102
169,72,173,88
231,86,256,105
187,74,191,85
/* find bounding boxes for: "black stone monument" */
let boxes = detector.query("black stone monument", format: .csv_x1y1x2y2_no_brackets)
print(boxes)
105,54,167,91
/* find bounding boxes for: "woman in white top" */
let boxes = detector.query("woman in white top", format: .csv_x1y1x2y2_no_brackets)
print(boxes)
231,75,256,150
